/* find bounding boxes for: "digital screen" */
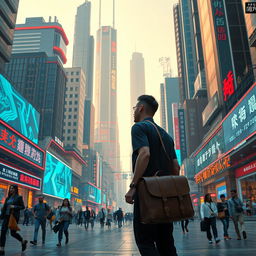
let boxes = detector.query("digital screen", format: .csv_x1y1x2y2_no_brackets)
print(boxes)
0,75,40,144
86,183,101,204
217,185,227,199
0,120,44,169
223,84,256,151
43,152,72,199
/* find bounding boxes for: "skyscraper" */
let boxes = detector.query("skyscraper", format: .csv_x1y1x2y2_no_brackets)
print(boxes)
0,0,20,73
94,25,118,171
5,17,68,140
63,68,86,153
160,83,167,130
72,1,94,100
130,52,145,111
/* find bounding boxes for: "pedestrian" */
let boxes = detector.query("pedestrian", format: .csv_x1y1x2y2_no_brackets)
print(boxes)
90,209,96,229
181,219,189,234
56,198,73,247
84,206,91,230
30,196,51,245
0,185,28,255
116,208,124,228
217,194,231,240
125,95,180,256
200,193,220,244
106,209,113,229
23,206,30,226
99,208,105,228
228,189,247,240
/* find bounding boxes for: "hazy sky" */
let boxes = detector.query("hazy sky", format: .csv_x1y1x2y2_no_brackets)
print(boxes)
16,0,178,173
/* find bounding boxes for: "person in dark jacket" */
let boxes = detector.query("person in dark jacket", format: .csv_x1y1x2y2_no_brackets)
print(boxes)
116,208,124,228
23,206,30,226
0,185,27,255
84,206,91,230
217,194,231,240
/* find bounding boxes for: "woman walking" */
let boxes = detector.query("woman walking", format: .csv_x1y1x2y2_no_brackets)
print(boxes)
200,193,220,244
0,185,27,255
106,209,113,229
56,198,72,247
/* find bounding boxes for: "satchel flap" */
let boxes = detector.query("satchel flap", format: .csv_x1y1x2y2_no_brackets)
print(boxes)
142,176,190,198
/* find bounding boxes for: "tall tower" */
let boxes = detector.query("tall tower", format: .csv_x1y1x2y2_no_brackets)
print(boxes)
94,0,119,171
130,52,145,123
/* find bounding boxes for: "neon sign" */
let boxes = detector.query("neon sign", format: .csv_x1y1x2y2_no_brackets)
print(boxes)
223,71,235,101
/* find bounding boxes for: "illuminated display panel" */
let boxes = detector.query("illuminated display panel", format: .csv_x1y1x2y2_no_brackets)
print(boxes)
43,152,72,199
86,182,101,204
0,120,44,169
0,161,41,190
0,75,40,144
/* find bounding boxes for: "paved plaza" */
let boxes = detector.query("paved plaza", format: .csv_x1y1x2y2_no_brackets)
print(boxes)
2,220,256,255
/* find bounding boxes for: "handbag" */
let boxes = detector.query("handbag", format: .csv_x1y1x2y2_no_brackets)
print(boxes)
200,220,207,232
137,121,194,224
218,211,225,219
52,221,61,233
47,211,54,220
8,213,20,231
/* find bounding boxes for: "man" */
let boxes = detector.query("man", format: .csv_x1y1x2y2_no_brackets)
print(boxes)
30,196,50,245
116,208,124,228
125,95,180,256
217,194,231,240
84,206,91,230
99,208,105,228
228,189,247,240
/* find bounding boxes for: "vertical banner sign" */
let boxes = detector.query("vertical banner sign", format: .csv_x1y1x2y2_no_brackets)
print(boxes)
211,0,236,102
172,103,181,165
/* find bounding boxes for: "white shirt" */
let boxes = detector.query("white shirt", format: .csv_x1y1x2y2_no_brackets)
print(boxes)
200,202,218,219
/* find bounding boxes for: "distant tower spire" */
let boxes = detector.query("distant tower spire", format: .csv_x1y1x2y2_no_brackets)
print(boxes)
99,0,102,27
113,0,115,28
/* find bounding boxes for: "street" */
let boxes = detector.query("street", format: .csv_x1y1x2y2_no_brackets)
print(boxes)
2,220,256,256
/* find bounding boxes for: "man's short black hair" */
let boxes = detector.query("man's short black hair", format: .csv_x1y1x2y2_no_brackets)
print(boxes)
137,95,158,114
231,189,237,193
220,194,226,198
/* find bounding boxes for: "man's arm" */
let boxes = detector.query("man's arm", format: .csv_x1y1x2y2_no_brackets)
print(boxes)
172,159,180,176
125,146,150,204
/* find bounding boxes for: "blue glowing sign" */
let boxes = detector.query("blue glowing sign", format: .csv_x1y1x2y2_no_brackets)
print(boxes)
223,84,256,151
43,152,72,199
0,75,40,144
217,185,227,199
86,183,101,204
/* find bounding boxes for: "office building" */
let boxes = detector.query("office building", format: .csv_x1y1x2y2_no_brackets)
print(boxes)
63,68,86,153
0,0,20,72
160,83,167,130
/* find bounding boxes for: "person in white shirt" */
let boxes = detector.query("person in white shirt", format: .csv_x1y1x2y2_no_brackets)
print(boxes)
200,193,220,244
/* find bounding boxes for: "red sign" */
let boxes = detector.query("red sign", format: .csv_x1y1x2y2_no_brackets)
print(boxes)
235,160,256,178
223,71,235,101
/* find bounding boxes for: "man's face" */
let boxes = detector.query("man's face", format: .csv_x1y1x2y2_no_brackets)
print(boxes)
39,197,44,203
221,196,225,202
231,191,236,198
133,103,143,123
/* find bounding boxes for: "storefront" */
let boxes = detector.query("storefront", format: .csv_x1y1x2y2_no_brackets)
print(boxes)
236,160,256,215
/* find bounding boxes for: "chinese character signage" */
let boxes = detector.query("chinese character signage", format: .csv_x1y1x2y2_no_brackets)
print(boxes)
194,128,225,174
43,152,72,199
0,75,40,144
0,161,41,190
195,155,231,184
0,120,44,169
211,0,236,102
223,84,256,151
245,2,256,13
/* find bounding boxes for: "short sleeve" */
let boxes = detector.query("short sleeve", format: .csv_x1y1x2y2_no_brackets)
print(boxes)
131,124,149,152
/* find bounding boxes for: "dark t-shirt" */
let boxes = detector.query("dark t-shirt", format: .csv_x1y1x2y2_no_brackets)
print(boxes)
131,117,177,177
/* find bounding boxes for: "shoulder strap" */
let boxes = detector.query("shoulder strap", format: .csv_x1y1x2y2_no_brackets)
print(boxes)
145,120,171,162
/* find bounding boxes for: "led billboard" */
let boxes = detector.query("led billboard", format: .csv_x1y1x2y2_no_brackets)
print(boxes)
0,75,40,144
43,152,72,199
86,183,101,204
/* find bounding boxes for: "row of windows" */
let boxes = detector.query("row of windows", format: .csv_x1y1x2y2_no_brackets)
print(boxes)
65,94,79,98
64,121,77,126
66,71,80,76
64,108,78,112
64,114,78,119
68,78,80,83
64,129,77,134
65,100,79,105
65,136,77,141
66,87,79,92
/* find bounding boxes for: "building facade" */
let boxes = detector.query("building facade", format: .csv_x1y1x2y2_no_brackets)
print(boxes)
0,0,20,73
63,68,86,153
160,83,167,130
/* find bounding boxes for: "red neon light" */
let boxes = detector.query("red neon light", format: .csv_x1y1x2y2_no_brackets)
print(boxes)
46,61,58,64
223,71,235,101
15,26,69,45
87,200,101,205
53,46,67,64
194,83,256,157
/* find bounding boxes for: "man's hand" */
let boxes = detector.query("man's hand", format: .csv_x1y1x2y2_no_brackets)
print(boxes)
125,188,136,204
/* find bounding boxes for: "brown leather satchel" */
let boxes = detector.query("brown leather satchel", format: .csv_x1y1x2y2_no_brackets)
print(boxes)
137,121,194,224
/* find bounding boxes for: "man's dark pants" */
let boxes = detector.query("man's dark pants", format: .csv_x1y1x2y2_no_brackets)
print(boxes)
133,196,177,256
